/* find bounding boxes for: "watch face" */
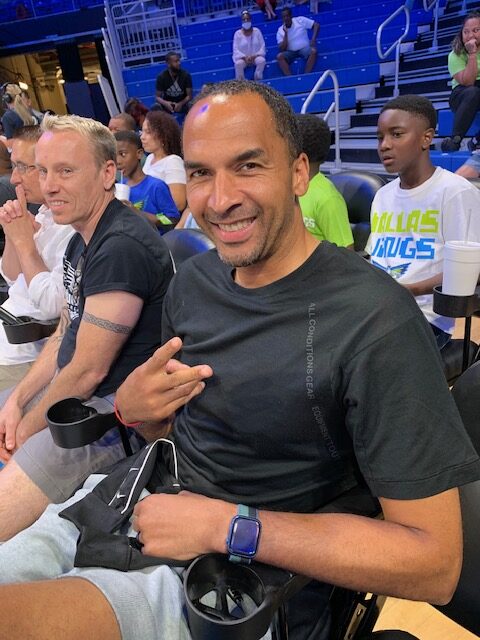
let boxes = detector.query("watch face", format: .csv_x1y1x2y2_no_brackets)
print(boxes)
230,517,260,556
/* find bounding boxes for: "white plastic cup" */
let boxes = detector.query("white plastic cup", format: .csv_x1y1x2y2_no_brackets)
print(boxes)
115,183,131,201
442,240,480,296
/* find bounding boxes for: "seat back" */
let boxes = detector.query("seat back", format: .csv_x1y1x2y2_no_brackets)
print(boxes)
162,228,215,271
435,361,480,635
329,171,387,252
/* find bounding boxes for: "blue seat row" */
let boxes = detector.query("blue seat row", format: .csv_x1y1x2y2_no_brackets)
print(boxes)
430,150,471,172
437,110,480,137
181,21,410,62
178,0,404,36
126,63,378,106
123,44,384,84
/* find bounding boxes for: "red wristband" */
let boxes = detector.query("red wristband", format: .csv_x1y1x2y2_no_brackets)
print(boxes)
114,398,142,428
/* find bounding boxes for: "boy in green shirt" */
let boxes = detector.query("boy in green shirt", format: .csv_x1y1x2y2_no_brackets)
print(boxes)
297,114,353,248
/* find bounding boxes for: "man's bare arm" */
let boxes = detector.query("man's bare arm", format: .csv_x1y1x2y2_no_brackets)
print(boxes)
11,290,144,449
135,487,462,606
402,272,443,297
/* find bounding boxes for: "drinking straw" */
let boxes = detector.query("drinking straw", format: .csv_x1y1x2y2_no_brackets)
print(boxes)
465,208,472,244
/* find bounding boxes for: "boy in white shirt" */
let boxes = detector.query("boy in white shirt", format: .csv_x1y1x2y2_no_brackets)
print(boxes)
367,94,480,348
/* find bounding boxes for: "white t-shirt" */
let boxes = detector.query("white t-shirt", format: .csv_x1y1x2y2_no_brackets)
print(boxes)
276,16,314,51
143,154,186,185
232,27,266,62
0,206,74,364
367,167,480,333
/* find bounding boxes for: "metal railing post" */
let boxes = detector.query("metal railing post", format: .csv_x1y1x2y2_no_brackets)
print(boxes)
376,4,411,99
423,0,439,51
301,69,341,172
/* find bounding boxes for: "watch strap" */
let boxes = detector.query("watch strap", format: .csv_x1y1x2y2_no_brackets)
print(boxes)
238,504,257,519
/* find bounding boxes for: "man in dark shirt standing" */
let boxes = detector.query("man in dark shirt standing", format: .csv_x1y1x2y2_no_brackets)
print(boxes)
155,52,193,124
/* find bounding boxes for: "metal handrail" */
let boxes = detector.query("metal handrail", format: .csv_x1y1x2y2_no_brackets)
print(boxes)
301,69,341,172
423,0,440,51
376,4,411,98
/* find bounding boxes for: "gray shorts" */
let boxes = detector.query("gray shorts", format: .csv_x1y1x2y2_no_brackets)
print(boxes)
13,395,145,503
0,474,191,639
0,474,271,640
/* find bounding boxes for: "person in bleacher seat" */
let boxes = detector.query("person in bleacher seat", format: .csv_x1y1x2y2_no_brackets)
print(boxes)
124,97,149,131
114,130,179,233
368,94,480,349
0,114,174,540
442,11,480,152
141,109,187,212
0,80,476,640
276,7,319,76
232,10,267,82
1,83,37,142
108,112,136,133
296,113,353,248
154,51,193,125
0,125,74,391
255,0,276,20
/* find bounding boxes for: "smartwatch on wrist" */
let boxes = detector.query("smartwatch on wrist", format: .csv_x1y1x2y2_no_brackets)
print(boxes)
226,504,261,564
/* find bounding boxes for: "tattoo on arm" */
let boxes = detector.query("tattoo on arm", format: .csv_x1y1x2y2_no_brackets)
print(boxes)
82,311,134,335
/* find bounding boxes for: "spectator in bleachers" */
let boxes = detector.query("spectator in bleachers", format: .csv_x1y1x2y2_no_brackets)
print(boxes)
1,84,36,141
296,114,353,248
20,90,43,124
368,95,480,349
154,52,193,125
114,130,179,233
0,125,74,391
141,110,187,212
255,0,276,20
108,112,136,133
276,7,319,76
442,11,480,152
232,10,266,82
0,114,174,540
124,97,149,130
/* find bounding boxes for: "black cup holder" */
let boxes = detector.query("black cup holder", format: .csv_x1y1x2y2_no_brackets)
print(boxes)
46,398,119,449
184,554,308,640
2,315,58,344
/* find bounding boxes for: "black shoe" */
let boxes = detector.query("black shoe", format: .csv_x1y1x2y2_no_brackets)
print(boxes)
467,135,480,152
441,136,462,152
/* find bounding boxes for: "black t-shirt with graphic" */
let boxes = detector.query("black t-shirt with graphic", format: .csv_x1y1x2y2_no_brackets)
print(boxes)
155,68,192,104
59,199,173,397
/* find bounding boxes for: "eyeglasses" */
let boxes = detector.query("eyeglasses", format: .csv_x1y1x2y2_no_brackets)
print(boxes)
11,161,37,175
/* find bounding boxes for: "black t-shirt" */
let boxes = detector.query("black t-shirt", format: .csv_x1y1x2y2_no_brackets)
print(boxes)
155,68,192,104
59,199,174,397
162,242,480,511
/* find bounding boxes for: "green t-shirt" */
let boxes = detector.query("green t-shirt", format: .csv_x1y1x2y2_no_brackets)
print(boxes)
448,50,480,88
299,172,353,246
